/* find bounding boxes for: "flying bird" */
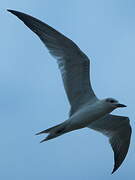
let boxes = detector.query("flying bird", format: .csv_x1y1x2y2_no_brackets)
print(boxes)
8,9,132,174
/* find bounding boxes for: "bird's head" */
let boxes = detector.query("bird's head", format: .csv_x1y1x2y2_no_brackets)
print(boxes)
103,98,127,109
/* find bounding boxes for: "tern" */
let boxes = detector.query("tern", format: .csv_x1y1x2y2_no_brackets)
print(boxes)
8,9,132,174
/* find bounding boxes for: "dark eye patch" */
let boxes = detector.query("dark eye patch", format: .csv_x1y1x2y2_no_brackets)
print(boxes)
106,98,117,103
110,100,115,103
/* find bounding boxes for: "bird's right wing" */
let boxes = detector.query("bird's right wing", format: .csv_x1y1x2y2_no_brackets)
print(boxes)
87,114,132,174
8,10,98,116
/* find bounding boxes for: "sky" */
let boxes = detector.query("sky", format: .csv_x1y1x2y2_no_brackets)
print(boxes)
0,0,135,179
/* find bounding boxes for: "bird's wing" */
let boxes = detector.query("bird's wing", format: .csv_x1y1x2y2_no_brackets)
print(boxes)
87,114,131,174
8,10,97,115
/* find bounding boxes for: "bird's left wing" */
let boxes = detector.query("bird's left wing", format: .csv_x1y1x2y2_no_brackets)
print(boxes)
8,10,98,116
87,114,132,174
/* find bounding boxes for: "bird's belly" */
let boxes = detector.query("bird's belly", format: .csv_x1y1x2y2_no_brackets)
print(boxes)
68,105,109,130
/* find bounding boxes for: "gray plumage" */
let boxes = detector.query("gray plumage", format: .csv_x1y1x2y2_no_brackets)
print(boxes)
8,9,132,174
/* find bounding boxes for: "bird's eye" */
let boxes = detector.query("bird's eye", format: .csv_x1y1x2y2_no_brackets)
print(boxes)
110,100,115,103
106,98,117,103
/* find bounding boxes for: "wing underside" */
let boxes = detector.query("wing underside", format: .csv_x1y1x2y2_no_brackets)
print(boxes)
88,114,131,174
8,10,97,115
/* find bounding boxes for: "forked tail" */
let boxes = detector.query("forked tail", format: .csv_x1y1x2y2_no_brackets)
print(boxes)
36,122,67,143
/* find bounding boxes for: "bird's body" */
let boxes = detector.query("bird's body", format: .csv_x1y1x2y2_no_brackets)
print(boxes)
68,99,114,130
8,9,132,174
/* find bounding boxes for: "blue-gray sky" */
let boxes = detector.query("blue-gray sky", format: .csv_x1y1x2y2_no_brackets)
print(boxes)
0,0,134,179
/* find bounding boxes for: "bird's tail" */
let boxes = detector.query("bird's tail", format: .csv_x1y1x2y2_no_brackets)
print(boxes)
36,122,67,143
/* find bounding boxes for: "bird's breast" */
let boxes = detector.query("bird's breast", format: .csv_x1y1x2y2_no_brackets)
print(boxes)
68,103,111,130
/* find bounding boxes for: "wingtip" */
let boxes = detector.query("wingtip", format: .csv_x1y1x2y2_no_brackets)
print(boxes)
7,9,27,20
111,163,120,174
7,9,11,12
7,9,22,18
7,9,12,12
7,9,17,14
111,169,115,175
7,9,39,29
